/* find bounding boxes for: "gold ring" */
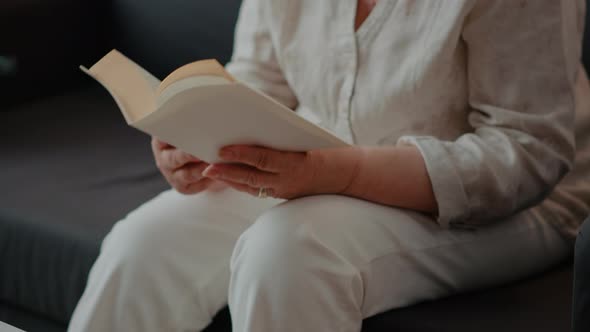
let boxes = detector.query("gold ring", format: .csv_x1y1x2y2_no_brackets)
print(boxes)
258,187,268,199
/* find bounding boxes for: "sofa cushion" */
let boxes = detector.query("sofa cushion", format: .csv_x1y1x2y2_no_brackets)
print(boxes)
0,302,65,332
362,261,573,331
0,87,169,323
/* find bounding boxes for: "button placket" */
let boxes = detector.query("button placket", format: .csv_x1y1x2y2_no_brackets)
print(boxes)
344,6,361,144
326,1,357,143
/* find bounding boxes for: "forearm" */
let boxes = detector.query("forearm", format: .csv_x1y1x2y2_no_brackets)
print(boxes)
310,146,437,214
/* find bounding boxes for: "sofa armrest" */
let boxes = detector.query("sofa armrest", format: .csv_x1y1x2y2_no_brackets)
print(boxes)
0,0,112,109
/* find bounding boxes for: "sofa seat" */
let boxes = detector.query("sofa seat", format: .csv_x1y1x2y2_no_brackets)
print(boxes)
0,87,574,331
0,87,169,325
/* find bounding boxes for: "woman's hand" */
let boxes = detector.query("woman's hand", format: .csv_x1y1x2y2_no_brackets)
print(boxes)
151,137,218,195
202,145,333,199
200,144,437,214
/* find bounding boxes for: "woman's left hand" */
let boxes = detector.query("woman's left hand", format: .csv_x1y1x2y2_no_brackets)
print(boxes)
200,144,437,214
201,145,321,199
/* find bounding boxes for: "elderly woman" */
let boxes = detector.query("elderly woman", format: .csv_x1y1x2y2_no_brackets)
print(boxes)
69,0,590,331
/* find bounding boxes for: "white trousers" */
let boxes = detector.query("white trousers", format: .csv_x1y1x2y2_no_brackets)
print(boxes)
68,188,571,332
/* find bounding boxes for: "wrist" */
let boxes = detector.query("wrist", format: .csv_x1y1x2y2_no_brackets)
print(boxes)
338,146,367,197
306,147,366,195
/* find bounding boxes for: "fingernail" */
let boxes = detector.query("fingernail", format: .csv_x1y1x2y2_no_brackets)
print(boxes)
219,149,235,160
202,165,219,177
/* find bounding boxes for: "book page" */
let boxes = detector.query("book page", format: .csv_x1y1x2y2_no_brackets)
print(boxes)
157,75,232,108
80,50,157,123
134,83,348,163
156,59,235,96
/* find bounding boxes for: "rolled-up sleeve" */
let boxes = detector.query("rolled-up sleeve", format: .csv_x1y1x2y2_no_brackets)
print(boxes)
225,0,298,109
399,0,581,227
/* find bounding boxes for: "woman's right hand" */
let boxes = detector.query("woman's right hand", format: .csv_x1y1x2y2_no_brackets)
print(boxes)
151,137,216,195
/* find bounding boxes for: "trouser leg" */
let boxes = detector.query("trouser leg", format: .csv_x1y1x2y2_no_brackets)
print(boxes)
229,195,571,332
68,188,279,332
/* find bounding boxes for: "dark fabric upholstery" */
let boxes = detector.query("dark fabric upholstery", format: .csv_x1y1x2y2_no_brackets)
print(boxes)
573,219,590,332
0,0,242,108
362,262,573,332
109,0,242,79
0,0,111,108
0,302,65,332
584,0,590,70
0,87,169,323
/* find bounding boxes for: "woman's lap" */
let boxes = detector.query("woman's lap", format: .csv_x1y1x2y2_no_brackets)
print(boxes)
234,195,570,319
69,188,280,331
69,188,571,331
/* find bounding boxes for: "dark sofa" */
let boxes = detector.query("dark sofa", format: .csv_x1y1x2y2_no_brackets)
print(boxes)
0,0,587,331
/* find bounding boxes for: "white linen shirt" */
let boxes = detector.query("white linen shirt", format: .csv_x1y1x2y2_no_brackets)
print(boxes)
225,0,590,238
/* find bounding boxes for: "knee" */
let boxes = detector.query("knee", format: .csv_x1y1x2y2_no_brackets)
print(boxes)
230,206,311,278
228,199,365,313
229,199,358,283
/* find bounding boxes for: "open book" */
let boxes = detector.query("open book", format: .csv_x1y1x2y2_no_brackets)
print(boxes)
80,50,348,163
